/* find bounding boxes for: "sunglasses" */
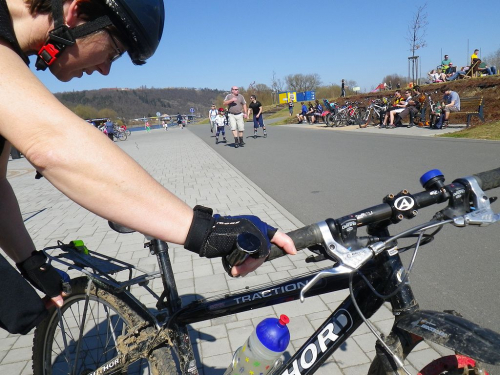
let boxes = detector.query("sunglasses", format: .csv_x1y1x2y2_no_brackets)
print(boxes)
105,30,124,63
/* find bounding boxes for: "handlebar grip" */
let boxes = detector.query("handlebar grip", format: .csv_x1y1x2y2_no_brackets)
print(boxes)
268,223,323,261
473,167,500,191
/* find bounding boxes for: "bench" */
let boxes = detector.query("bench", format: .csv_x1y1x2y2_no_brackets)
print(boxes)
449,97,485,127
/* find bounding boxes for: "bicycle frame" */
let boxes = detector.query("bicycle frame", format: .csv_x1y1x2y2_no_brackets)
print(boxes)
45,221,500,375
45,234,417,375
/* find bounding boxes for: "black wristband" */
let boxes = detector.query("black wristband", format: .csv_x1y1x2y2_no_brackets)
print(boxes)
184,205,216,254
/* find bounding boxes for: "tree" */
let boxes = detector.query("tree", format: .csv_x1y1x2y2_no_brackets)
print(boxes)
246,83,272,105
406,4,428,84
73,104,98,119
381,74,409,89
284,73,321,92
98,108,118,119
484,48,500,69
270,71,284,105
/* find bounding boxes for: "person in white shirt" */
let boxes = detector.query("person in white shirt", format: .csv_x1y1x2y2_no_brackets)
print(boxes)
208,104,218,133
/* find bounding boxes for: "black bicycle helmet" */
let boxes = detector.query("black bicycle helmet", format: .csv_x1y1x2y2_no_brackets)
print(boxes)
106,0,165,65
36,0,165,70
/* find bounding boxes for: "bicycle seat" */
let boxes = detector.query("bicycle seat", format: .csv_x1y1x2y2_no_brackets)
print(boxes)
108,221,135,234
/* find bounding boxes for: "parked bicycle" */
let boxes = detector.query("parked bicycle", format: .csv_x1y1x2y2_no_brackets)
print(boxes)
113,126,128,141
329,101,363,127
33,168,500,375
361,98,389,128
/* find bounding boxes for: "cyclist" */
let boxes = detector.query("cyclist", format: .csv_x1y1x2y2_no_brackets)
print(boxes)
0,0,295,335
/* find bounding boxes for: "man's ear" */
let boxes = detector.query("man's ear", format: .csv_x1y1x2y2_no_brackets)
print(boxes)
65,0,84,28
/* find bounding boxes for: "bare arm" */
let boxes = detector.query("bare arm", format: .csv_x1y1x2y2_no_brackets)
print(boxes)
223,97,233,105
0,45,193,245
0,144,36,262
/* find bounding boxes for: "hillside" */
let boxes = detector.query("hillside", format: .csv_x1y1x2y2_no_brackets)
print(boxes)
55,87,226,119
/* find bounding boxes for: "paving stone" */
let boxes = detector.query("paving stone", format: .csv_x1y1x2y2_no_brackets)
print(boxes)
5,129,444,374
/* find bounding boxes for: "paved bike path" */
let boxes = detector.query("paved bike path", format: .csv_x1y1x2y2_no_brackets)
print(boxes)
3,128,453,375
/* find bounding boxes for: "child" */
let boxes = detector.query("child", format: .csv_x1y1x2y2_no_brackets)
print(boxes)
214,108,227,144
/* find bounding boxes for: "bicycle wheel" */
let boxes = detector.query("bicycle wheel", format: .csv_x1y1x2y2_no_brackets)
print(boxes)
362,109,371,126
325,113,336,127
332,113,345,127
117,131,128,141
125,129,132,136
32,277,176,375
368,352,490,375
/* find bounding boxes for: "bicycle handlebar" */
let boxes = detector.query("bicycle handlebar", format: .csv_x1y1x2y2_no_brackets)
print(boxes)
268,168,500,261
473,168,500,191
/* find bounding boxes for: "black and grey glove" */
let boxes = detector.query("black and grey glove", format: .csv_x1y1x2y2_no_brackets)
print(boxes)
184,206,277,271
16,251,64,298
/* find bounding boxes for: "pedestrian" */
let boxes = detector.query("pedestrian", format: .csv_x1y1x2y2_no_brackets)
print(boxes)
145,120,151,133
223,86,248,148
248,95,267,139
177,113,183,129
105,118,114,141
0,0,295,336
341,79,346,97
208,104,218,133
214,108,227,144
288,100,294,116
162,120,168,131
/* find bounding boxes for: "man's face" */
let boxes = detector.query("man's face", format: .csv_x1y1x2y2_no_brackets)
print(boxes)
231,87,239,96
49,30,125,82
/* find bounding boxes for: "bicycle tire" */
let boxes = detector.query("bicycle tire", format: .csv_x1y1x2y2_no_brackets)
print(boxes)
32,277,177,375
362,109,371,125
332,113,344,127
325,113,336,127
368,352,490,375
125,129,132,136
118,131,128,141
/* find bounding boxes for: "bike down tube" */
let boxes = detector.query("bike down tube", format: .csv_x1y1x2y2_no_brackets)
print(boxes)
271,270,386,375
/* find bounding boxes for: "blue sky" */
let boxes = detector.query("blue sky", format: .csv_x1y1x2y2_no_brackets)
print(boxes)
32,0,500,94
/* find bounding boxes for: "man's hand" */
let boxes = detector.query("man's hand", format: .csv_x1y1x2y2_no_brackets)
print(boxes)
243,113,248,119
184,206,296,276
43,294,64,309
17,251,64,298
231,231,296,277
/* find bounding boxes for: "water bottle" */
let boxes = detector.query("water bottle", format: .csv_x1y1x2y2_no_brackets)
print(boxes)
225,315,290,375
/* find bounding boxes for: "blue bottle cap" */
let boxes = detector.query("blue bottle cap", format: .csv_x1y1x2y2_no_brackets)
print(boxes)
255,315,290,352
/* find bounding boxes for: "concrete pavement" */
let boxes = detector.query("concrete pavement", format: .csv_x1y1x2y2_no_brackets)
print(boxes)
285,121,465,137
3,127,455,375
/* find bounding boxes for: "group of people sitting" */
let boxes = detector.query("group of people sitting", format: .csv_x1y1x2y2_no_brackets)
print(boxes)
428,51,497,83
296,99,325,124
379,85,460,130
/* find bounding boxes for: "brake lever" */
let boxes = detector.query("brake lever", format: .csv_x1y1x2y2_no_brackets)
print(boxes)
299,222,377,303
453,176,500,227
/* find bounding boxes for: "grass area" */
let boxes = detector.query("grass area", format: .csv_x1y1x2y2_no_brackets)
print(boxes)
439,120,500,140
